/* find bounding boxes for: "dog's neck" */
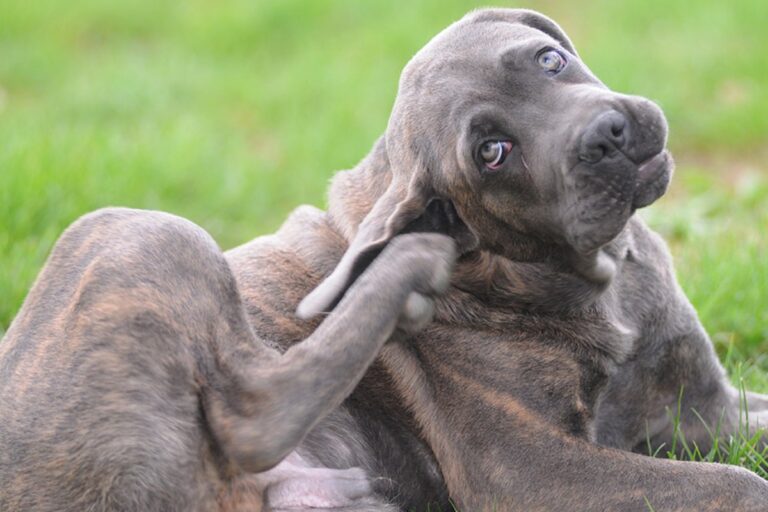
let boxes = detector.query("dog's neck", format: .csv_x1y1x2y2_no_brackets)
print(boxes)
327,138,613,315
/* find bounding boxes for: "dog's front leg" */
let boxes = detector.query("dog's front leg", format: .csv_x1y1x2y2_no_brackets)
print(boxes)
381,341,768,511
598,322,768,455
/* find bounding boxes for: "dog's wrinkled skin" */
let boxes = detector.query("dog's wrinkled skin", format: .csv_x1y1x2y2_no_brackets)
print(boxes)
2,7,768,512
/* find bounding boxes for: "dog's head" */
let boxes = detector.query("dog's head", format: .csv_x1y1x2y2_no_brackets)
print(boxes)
298,8,673,317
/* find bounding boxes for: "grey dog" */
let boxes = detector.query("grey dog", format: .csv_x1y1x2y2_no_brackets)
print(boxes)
2,7,768,512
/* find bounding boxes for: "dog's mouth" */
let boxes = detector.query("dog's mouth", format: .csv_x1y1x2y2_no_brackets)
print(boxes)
633,149,673,208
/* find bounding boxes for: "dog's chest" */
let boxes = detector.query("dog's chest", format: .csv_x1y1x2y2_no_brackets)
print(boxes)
413,311,634,441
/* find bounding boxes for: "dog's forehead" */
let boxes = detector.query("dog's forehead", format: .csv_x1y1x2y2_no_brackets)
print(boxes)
431,20,558,59
407,20,563,80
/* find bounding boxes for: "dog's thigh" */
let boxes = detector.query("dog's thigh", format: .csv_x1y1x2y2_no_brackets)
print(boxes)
0,208,252,512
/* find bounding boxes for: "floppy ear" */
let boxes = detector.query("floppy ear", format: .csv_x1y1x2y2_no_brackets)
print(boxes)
297,174,476,319
296,172,426,319
466,8,579,57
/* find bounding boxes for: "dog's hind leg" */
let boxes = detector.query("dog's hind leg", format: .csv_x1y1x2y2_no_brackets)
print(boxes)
1,207,455,511
1,206,454,510
0,207,252,511
202,232,456,474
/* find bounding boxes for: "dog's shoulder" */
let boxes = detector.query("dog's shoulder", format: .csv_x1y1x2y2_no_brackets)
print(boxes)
623,216,673,265
225,205,346,348
608,216,700,338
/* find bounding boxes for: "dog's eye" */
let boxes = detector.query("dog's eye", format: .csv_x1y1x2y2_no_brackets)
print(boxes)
537,49,567,74
479,141,513,170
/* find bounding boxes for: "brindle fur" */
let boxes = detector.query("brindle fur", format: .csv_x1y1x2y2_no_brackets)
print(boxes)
0,208,455,511
2,7,768,512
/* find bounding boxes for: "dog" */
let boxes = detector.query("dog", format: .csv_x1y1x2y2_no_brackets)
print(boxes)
2,7,768,512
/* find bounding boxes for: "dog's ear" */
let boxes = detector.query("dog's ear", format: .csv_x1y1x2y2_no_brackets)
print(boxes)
467,8,578,57
298,54,482,319
297,171,475,319
296,173,424,319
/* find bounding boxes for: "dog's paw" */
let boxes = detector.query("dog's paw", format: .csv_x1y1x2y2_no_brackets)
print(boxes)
378,233,456,333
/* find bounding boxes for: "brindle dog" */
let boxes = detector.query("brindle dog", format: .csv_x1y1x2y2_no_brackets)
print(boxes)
2,7,768,512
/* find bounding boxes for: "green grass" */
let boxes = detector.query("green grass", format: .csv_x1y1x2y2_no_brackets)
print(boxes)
642,370,768,511
1,0,766,484
643,171,768,364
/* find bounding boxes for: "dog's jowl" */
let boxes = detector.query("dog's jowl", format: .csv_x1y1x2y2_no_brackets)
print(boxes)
2,8,768,512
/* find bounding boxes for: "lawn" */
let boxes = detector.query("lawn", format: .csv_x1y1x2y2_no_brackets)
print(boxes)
1,0,766,482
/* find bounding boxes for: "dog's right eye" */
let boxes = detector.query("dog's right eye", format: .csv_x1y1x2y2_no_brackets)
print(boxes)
479,141,513,170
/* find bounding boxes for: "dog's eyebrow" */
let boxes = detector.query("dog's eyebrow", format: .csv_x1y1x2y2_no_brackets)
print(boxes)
499,37,560,70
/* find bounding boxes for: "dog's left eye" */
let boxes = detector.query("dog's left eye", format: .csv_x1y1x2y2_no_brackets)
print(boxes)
537,49,567,74
479,141,513,170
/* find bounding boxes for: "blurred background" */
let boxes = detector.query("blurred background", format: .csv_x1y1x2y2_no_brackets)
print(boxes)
0,0,766,376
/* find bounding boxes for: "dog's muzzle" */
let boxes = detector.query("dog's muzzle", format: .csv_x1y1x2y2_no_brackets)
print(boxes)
561,102,673,254
575,106,672,210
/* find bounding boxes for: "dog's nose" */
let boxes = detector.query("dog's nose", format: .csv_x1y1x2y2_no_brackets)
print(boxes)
578,110,627,164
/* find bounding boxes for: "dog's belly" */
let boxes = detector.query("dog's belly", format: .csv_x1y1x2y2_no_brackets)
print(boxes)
299,370,450,508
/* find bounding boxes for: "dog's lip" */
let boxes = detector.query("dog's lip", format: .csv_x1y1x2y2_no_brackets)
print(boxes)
633,149,672,208
636,150,670,174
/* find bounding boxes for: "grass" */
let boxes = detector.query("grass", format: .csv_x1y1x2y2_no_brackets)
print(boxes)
643,170,768,364
649,379,768,477
641,369,768,511
0,0,766,486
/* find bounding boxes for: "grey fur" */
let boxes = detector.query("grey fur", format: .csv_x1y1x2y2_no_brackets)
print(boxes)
2,7,768,512
0,208,455,511
293,8,768,510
